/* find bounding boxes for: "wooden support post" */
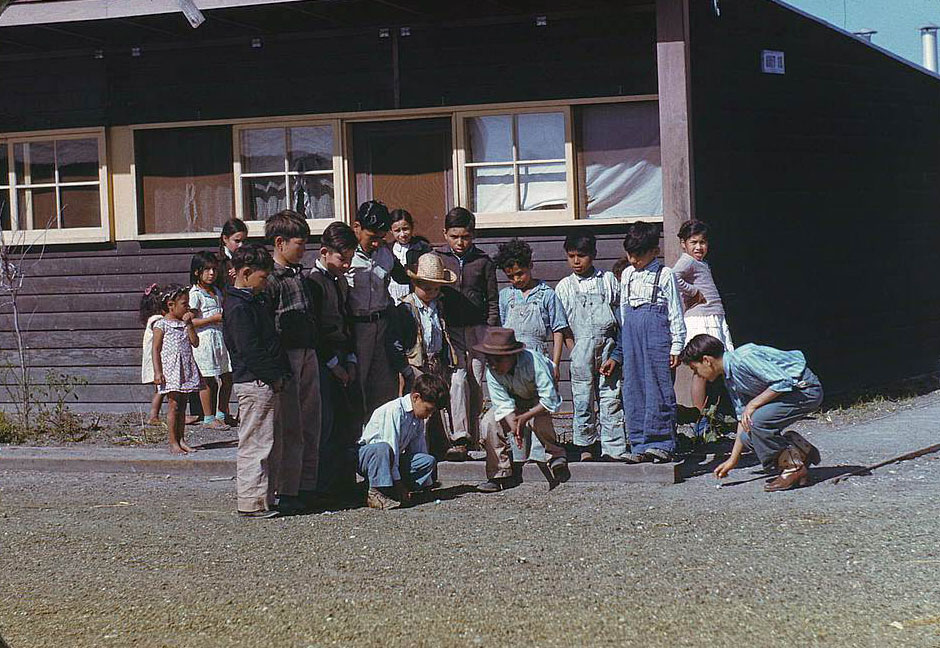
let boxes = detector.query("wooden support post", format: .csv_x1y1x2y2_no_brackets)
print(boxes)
656,0,694,265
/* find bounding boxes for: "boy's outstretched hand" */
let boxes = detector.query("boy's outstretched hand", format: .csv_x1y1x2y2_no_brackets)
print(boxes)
669,354,680,369
599,358,619,377
713,457,736,479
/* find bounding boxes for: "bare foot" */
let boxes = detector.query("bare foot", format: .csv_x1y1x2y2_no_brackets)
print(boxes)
204,419,229,430
169,443,189,455
179,440,196,453
185,415,200,426
146,417,162,426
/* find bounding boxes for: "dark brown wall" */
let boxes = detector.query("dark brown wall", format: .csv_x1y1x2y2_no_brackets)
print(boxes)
0,5,656,132
0,230,631,413
688,0,940,392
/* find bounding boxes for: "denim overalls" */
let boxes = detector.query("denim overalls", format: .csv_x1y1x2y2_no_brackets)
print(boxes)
621,265,677,454
567,284,627,458
503,294,552,463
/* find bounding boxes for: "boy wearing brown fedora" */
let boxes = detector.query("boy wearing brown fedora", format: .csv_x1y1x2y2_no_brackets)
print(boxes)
474,328,570,492
400,253,464,460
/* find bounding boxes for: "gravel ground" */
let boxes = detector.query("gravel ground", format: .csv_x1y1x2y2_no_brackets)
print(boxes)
3,395,940,647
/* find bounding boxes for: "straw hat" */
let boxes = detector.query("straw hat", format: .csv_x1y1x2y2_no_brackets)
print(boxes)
407,253,457,285
472,327,526,356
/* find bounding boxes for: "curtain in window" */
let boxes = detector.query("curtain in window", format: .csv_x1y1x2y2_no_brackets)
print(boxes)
579,102,662,219
135,126,234,234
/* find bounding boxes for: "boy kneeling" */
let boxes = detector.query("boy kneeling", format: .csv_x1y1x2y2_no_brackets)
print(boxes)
680,334,823,492
357,373,450,510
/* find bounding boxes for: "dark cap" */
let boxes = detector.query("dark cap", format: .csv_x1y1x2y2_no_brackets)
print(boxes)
356,200,391,232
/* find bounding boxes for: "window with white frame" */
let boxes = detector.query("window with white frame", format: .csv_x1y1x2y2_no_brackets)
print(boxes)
2,135,104,231
238,125,336,221
463,110,570,215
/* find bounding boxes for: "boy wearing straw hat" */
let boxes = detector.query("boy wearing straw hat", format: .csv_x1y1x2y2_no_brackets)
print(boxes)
474,328,570,492
400,253,464,460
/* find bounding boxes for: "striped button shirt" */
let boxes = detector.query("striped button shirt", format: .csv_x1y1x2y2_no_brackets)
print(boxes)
619,259,687,355
723,343,809,417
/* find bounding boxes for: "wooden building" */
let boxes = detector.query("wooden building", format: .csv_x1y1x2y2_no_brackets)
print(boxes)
0,0,938,413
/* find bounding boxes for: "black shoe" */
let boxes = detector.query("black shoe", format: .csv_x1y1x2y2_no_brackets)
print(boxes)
549,458,571,484
238,509,280,519
277,495,307,516
476,477,516,493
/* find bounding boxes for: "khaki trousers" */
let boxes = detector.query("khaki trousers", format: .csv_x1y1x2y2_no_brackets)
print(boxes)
278,348,321,496
481,408,565,480
234,380,280,512
353,318,398,415
448,324,487,445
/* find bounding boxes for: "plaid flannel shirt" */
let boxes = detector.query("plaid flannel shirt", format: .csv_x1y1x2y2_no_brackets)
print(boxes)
264,262,318,350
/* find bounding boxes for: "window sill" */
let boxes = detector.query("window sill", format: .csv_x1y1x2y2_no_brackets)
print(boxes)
474,213,663,229
1,227,111,246
134,218,337,242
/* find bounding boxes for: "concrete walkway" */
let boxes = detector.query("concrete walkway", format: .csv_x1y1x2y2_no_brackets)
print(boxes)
3,393,939,486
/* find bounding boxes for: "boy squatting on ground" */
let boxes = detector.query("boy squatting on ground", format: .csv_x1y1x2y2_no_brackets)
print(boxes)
223,244,292,519
346,200,412,414
473,328,570,493
554,233,629,462
437,207,500,448
264,210,323,516
400,252,465,461
680,334,823,492
356,373,451,510
619,222,687,464
308,222,361,500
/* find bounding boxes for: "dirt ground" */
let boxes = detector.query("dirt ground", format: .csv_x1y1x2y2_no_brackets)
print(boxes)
2,390,940,647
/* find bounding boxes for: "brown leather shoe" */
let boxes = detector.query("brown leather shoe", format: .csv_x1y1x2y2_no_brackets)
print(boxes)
764,447,809,492
580,450,596,462
783,430,821,466
366,487,401,510
764,464,809,491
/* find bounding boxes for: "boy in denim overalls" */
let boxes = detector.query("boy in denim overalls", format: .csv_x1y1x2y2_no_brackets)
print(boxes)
619,222,686,463
555,233,628,462
493,238,568,466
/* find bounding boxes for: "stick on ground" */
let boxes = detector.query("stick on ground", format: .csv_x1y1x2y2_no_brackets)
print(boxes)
828,443,940,484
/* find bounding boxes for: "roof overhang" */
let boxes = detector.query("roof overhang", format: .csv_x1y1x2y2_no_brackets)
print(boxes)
0,0,306,27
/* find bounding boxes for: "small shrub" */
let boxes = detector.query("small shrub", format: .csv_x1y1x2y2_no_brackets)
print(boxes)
0,410,27,444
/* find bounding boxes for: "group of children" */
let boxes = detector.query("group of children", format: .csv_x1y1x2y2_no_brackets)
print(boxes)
141,203,827,517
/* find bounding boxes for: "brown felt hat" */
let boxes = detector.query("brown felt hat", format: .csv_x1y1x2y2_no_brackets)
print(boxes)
472,327,526,356
406,253,457,285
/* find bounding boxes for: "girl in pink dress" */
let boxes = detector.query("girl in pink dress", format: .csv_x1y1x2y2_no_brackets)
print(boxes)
152,285,204,454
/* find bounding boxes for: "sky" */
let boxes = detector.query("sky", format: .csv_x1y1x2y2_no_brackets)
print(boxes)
783,0,940,67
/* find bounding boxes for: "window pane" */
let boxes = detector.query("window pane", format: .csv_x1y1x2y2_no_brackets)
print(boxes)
1,190,10,230
243,177,286,221
517,112,565,161
18,188,57,229
0,144,8,187
519,163,567,211
57,138,99,183
59,186,101,228
241,128,285,174
135,126,234,234
470,165,514,213
14,141,55,184
578,102,662,219
290,175,334,219
289,127,332,173
467,115,512,163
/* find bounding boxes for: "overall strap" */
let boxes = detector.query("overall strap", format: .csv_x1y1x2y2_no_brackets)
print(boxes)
651,266,664,305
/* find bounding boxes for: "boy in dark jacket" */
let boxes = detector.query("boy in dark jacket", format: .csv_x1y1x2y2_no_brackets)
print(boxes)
438,207,499,446
308,221,361,498
224,244,291,519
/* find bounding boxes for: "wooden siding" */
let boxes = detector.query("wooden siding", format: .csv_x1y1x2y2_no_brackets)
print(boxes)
688,0,940,392
0,4,656,132
0,230,634,413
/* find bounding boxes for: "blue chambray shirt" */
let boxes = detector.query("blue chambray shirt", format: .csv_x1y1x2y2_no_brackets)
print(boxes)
498,281,569,334
486,349,562,421
723,343,808,417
